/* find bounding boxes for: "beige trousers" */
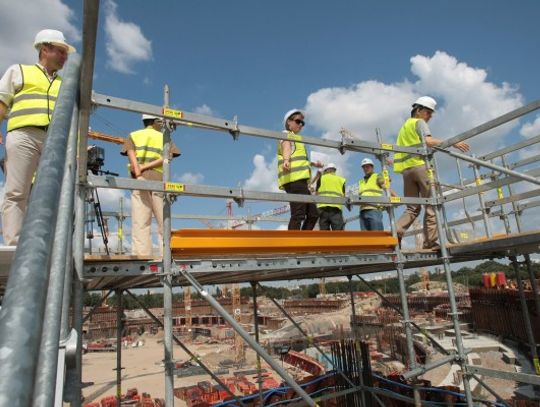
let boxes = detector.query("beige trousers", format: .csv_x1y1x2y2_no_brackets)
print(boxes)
131,182,164,256
396,166,437,248
2,127,46,245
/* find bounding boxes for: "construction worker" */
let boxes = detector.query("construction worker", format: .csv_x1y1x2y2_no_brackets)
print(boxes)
0,29,75,245
359,158,388,231
316,163,346,230
121,114,180,256
278,109,323,230
394,96,469,249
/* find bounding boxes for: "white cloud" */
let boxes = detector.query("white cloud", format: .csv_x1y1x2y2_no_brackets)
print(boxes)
520,115,540,139
178,172,204,185
242,154,282,193
0,0,79,72
104,0,152,74
96,188,131,212
194,104,214,116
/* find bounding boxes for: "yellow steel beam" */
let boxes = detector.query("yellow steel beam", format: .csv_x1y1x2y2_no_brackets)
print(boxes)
171,229,397,256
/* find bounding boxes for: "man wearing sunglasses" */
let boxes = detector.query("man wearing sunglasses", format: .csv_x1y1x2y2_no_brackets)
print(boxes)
278,109,323,230
0,29,75,245
394,96,469,249
121,114,180,256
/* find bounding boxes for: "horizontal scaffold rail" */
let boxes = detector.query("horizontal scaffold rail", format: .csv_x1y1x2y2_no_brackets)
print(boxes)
87,174,437,206
91,91,427,156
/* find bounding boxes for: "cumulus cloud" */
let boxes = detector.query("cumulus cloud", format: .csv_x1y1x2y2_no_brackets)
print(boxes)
244,51,524,194
96,188,131,211
178,172,205,185
520,115,540,139
0,0,79,72
242,154,282,193
194,104,215,116
104,0,152,74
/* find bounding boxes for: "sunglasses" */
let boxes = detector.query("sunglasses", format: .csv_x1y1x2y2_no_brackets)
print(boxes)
291,118,305,126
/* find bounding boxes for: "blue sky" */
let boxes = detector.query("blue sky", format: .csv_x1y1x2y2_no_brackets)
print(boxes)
1,0,540,258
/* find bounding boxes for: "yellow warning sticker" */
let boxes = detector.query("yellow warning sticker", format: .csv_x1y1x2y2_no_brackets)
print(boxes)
534,357,540,374
390,196,401,203
427,169,434,180
497,187,504,200
475,177,482,187
165,182,185,192
162,107,183,119
381,143,393,150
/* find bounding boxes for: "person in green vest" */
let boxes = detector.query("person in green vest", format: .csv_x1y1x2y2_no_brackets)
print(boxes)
278,109,323,230
316,163,346,230
359,158,396,230
394,96,469,249
121,114,180,256
0,29,75,245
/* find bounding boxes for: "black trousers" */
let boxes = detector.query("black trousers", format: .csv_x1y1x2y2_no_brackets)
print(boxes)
283,179,319,230
318,207,345,230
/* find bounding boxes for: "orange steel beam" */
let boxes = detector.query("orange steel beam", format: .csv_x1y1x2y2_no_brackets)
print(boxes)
171,229,397,256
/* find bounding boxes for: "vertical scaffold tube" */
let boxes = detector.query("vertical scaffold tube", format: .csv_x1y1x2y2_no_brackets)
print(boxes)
251,282,264,407
162,84,175,406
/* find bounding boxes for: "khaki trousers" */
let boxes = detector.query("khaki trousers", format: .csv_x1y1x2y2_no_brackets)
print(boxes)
131,179,164,256
396,166,437,247
2,127,46,245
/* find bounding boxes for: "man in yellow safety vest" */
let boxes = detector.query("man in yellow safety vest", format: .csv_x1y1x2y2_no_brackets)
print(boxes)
316,163,346,230
0,29,75,245
358,158,391,230
121,114,180,256
393,96,469,249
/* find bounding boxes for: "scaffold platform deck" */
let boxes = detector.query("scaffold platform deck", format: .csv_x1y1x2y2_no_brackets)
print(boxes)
1,230,539,294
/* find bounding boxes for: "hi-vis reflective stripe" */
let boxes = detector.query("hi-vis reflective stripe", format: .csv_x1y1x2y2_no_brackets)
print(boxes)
9,108,50,118
317,190,343,197
360,188,381,194
277,155,308,165
13,94,57,103
278,165,311,178
135,146,162,154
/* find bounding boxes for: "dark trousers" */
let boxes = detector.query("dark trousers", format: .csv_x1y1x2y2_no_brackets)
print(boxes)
318,207,345,230
283,179,319,230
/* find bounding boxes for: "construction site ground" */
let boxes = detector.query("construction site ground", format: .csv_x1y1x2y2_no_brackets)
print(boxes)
79,332,298,406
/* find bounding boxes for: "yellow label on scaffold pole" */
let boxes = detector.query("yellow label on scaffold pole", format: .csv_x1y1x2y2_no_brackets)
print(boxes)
497,187,504,200
165,182,185,192
390,196,401,203
381,143,393,150
162,107,183,119
534,357,540,374
427,169,434,180
475,177,482,187
383,169,391,189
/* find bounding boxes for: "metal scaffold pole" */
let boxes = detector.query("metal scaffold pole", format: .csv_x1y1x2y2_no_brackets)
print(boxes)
347,276,367,407
250,282,264,407
162,84,175,406
375,130,421,407
33,106,80,407
429,154,474,407
115,289,124,406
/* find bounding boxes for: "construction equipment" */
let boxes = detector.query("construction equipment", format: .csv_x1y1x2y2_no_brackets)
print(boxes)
87,130,125,145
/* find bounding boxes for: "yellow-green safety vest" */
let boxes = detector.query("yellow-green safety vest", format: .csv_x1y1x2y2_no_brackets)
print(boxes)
7,64,62,132
317,172,346,210
359,173,383,211
277,133,311,189
129,127,164,173
393,118,425,173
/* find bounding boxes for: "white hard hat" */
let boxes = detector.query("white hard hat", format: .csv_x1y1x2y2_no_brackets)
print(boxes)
142,114,162,121
361,158,374,167
413,96,437,111
283,108,305,128
324,163,336,172
34,29,75,53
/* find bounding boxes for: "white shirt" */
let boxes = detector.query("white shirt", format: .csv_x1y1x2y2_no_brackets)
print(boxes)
0,63,57,108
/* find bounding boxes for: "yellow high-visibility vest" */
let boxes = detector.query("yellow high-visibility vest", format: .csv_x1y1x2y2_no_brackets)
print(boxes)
317,172,345,210
129,127,164,173
7,65,62,132
393,118,425,173
359,173,383,211
277,133,311,189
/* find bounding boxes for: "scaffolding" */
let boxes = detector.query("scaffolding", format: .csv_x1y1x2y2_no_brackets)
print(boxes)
1,1,540,406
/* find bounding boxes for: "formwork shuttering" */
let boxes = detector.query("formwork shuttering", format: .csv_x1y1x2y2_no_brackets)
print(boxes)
0,1,540,406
